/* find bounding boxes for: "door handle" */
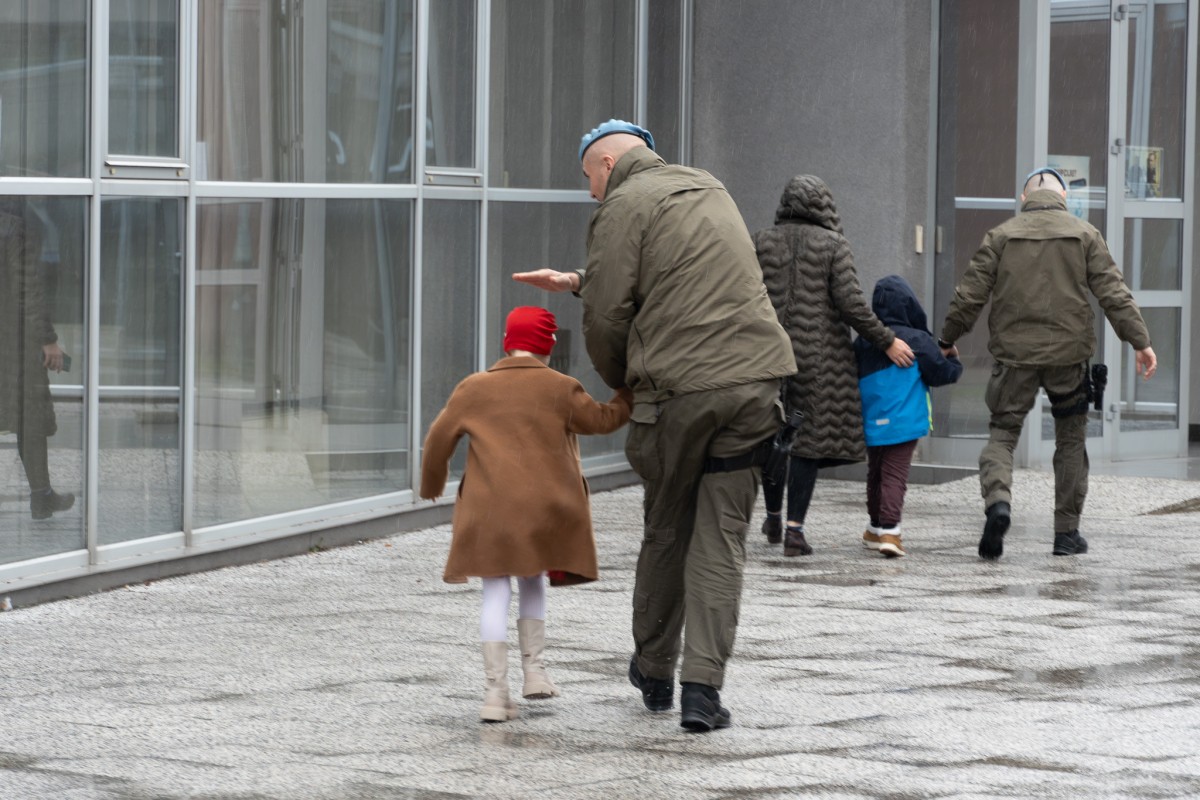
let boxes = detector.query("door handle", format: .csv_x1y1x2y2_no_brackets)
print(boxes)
1111,137,1124,155
1106,402,1118,422
1114,4,1128,21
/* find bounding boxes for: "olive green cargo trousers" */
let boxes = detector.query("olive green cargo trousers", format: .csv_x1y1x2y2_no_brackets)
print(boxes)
980,362,1089,533
624,379,781,690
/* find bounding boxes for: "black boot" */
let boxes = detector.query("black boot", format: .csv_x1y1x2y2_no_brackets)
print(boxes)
978,501,1010,561
628,655,673,712
783,524,812,557
31,489,75,520
1052,530,1088,556
680,682,731,732
761,514,782,544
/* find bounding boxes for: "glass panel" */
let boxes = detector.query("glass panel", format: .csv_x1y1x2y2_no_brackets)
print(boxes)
99,197,184,542
427,0,476,169
0,197,86,564
489,0,636,189
932,209,1013,439
109,0,179,158
196,1,415,183
1120,307,1179,431
646,0,682,165
1048,6,1109,236
421,201,478,480
938,0,1019,200
487,201,624,458
0,4,89,177
1123,218,1182,290
195,198,412,528
1124,2,1187,200
933,2,1021,444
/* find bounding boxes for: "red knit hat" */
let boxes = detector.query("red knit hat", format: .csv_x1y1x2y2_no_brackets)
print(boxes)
503,306,557,355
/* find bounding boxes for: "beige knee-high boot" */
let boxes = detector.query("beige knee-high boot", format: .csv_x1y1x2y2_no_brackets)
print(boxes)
517,618,561,699
481,641,518,722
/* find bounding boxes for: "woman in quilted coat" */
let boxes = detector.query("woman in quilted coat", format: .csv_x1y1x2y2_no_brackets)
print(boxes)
752,175,913,557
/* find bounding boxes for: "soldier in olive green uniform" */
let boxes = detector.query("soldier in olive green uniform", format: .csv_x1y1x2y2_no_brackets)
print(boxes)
939,168,1157,561
513,120,794,732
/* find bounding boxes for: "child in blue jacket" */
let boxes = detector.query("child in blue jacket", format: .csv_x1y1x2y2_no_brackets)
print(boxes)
853,276,962,557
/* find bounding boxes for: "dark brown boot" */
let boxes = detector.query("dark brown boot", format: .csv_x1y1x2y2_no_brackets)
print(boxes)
783,524,813,557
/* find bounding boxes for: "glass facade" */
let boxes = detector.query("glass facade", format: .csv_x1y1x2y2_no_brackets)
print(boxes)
3,1,1192,592
2,0,659,589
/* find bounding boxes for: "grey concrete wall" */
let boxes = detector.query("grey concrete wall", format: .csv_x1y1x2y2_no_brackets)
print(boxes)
690,0,934,298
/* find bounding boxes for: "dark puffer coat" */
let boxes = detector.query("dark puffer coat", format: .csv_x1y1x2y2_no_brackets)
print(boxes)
752,175,896,464
0,207,58,438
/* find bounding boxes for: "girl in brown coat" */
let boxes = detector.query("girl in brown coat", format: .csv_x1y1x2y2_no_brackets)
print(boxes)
420,306,631,722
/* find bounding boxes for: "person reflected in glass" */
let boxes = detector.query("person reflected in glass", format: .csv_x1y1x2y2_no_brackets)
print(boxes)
0,199,75,520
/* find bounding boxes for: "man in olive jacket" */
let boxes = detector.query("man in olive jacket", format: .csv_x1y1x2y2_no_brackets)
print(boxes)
939,167,1156,562
513,120,794,732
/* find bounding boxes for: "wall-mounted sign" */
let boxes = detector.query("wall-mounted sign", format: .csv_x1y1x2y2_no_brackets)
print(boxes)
1048,155,1090,220
1125,146,1163,199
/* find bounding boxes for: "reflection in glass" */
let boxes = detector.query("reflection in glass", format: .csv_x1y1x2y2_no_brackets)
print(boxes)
1049,9,1109,235
427,0,476,169
932,209,1012,439
1123,218,1182,291
422,201,478,479
195,198,412,527
1120,307,1179,432
1124,3,1187,200
0,197,86,564
489,0,636,189
487,201,624,459
0,4,89,177
938,0,1019,199
197,1,415,183
109,0,179,157
99,197,183,543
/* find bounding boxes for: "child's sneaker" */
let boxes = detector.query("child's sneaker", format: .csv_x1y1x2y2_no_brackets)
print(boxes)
878,527,905,558
862,524,882,550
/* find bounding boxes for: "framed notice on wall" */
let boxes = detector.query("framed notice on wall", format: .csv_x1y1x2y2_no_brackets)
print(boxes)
1048,155,1090,220
1125,146,1163,199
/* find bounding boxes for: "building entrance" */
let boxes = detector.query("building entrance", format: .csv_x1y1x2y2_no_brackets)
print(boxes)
1034,0,1195,463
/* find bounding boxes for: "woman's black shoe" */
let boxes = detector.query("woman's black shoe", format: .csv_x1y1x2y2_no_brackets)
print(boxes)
783,524,813,556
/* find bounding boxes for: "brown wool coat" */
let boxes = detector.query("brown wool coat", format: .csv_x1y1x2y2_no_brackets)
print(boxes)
420,356,631,585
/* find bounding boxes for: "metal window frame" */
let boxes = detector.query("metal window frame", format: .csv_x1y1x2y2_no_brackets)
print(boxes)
4,0,678,592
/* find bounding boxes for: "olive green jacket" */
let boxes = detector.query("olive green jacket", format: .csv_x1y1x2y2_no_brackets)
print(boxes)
941,189,1150,366
580,147,795,405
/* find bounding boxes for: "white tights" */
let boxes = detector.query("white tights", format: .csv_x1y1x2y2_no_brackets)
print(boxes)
480,574,547,642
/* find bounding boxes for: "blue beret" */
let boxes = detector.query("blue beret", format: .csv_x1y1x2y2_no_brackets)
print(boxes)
1024,167,1067,190
579,119,655,161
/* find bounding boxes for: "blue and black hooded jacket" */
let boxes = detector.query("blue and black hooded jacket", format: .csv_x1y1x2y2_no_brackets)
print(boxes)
853,275,962,447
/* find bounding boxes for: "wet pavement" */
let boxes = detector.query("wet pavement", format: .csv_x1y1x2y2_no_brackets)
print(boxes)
2,467,1200,799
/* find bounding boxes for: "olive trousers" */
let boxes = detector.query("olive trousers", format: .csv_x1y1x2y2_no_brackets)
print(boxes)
980,362,1089,533
625,379,781,690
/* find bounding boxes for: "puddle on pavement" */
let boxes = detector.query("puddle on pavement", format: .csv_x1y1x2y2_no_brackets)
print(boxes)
954,654,1197,689
1145,496,1200,515
772,575,880,587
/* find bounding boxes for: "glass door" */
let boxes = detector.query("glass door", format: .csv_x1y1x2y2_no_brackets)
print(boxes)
1108,0,1193,459
1041,0,1115,463
1036,0,1194,464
